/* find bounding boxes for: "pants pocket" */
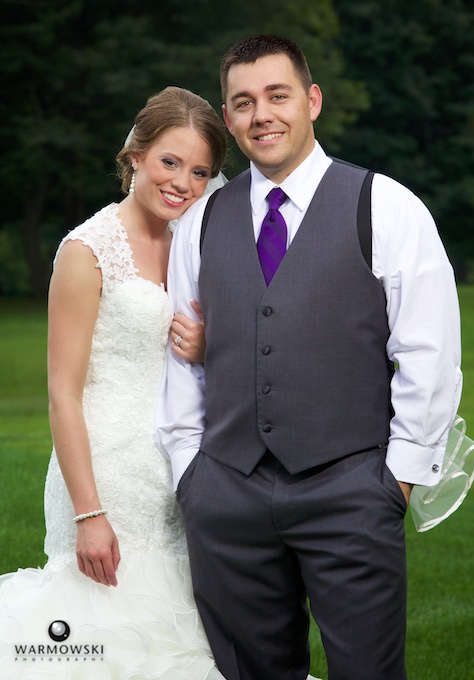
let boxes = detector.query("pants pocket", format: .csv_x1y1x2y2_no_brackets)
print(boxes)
176,451,201,503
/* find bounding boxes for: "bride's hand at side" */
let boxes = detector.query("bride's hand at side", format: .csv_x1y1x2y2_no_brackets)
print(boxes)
76,515,121,587
171,299,206,363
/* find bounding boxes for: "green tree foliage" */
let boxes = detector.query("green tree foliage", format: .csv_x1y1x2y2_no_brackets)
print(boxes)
333,0,474,275
0,0,367,296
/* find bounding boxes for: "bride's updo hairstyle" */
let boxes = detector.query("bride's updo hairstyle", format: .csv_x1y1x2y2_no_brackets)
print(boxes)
116,86,227,194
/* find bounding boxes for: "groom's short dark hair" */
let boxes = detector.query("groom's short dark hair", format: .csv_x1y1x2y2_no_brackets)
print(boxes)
220,34,313,102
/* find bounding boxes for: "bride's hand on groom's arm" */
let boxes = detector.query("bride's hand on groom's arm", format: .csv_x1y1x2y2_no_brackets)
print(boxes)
76,515,121,587
171,299,206,363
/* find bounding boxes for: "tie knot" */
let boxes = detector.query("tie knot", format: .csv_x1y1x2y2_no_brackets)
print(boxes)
267,187,286,211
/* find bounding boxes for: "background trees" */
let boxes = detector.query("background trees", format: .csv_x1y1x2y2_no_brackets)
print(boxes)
334,0,474,279
1,0,472,295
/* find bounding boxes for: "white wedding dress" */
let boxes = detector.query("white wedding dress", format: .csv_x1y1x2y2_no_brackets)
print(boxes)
0,204,225,679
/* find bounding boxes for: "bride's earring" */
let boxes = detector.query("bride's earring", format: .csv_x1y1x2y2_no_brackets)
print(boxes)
129,171,136,194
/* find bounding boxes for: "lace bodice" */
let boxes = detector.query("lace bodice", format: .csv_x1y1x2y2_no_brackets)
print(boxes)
44,204,186,571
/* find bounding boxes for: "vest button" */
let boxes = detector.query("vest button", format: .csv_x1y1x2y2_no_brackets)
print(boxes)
432,463,440,473
262,385,271,394
262,346,271,355
263,425,272,433
263,307,273,317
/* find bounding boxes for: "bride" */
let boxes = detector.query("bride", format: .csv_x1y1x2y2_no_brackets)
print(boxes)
0,87,228,679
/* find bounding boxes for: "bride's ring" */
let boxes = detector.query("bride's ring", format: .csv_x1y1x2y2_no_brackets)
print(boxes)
174,335,183,347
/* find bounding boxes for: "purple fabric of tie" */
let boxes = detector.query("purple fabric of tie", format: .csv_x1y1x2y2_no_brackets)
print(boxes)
257,187,288,285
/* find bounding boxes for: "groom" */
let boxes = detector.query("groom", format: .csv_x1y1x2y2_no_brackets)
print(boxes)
156,34,462,680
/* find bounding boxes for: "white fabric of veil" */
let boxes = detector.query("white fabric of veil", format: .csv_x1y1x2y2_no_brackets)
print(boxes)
410,414,474,531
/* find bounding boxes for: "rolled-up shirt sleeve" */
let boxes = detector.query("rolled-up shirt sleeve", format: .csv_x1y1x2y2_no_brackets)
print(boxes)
372,174,463,486
154,197,209,490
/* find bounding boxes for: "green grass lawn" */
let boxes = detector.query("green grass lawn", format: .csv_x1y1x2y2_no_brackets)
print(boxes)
1,292,473,678
0,298,50,572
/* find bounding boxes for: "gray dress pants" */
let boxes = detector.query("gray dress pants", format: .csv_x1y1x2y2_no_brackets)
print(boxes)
177,447,408,680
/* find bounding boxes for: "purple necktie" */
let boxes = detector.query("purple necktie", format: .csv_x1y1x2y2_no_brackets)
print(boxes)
257,188,288,285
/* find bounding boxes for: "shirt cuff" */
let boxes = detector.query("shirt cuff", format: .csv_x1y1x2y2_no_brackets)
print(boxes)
385,437,447,487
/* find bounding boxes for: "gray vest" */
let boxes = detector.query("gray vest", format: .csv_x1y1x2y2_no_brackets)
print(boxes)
199,159,392,475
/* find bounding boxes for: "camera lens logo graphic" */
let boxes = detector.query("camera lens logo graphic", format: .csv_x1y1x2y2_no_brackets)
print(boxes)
48,620,71,642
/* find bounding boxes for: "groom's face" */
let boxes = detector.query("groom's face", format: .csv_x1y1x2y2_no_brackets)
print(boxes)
222,54,322,184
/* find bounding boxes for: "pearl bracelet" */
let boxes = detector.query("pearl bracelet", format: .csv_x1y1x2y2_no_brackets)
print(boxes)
73,509,108,523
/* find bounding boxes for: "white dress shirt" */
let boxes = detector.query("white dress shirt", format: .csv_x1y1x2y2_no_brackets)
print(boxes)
155,141,462,490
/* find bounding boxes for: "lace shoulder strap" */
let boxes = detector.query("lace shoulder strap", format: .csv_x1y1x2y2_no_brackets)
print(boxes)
53,204,137,290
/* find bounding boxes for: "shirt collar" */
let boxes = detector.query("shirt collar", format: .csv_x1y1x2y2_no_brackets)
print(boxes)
250,141,332,215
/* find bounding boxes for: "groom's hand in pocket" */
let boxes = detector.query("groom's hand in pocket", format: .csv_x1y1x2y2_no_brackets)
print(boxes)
397,480,413,507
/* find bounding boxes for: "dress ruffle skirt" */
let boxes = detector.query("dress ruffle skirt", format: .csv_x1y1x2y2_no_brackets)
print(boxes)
0,551,223,680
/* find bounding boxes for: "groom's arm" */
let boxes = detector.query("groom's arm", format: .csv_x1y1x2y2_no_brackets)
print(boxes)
372,174,462,490
154,197,211,490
